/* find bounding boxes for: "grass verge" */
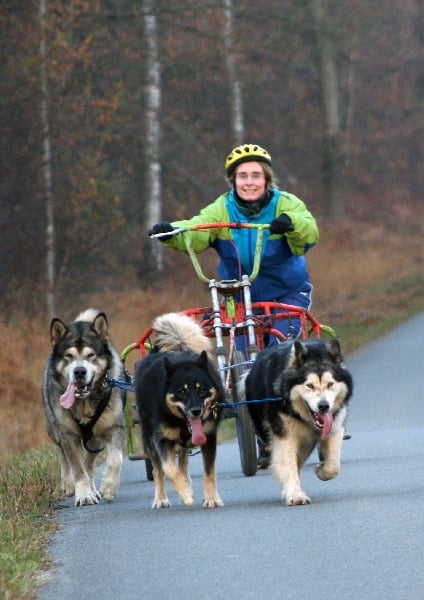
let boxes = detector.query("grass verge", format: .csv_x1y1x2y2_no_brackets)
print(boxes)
0,447,60,599
318,271,424,354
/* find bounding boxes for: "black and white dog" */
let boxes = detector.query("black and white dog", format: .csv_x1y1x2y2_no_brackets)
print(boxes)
135,312,225,509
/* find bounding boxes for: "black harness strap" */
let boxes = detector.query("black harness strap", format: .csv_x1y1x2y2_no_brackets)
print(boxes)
76,382,113,454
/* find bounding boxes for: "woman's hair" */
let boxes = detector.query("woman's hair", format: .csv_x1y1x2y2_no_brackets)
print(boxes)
227,162,278,190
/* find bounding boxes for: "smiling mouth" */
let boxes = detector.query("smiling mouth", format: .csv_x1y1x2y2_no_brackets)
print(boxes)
309,407,333,440
184,415,207,447
240,192,261,199
74,384,92,398
60,379,93,409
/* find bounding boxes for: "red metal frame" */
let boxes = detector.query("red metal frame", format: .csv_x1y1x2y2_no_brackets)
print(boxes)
130,300,323,359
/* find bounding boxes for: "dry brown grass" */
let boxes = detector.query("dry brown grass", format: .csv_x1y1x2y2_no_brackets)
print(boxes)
309,218,423,343
0,319,51,455
1,214,423,456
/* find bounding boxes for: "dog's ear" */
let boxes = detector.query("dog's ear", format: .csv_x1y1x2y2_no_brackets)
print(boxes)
293,340,307,365
50,318,68,347
92,312,109,342
327,339,344,364
163,355,176,375
196,350,209,369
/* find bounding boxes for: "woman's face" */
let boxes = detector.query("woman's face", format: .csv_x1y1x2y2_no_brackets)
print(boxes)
234,161,266,201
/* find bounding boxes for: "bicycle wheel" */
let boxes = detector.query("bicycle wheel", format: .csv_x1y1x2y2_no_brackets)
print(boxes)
231,350,257,476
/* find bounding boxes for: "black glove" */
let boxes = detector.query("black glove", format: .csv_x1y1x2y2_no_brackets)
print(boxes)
269,214,294,234
148,221,176,241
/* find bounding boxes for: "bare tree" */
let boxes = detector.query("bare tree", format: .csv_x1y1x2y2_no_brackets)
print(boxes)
143,0,163,272
307,0,347,218
40,0,56,316
222,0,245,144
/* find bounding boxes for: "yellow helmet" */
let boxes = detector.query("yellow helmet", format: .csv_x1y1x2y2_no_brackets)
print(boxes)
225,144,272,176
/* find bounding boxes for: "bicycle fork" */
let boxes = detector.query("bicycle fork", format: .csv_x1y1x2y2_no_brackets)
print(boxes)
240,274,259,363
208,275,258,388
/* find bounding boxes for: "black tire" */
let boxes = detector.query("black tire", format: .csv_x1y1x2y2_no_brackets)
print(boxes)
232,350,257,476
145,457,154,481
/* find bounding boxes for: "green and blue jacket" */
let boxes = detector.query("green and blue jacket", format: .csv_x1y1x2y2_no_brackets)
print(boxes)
166,188,319,301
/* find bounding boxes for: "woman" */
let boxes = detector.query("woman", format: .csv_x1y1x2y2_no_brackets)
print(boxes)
149,143,319,341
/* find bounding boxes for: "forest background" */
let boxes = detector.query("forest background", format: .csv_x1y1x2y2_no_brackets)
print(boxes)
0,0,422,454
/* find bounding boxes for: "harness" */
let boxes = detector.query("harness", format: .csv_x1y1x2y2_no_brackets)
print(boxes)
73,376,113,454
107,373,282,408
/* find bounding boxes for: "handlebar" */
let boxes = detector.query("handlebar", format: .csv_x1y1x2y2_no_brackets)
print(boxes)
150,222,270,284
149,222,270,238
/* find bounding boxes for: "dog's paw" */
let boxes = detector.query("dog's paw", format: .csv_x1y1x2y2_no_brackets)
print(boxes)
75,492,100,506
61,478,75,497
152,498,171,509
181,495,195,507
315,462,339,481
61,485,75,498
74,484,101,506
203,496,224,509
285,492,311,506
99,483,117,502
176,487,195,506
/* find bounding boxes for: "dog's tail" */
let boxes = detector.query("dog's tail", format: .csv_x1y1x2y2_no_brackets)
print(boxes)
152,312,213,357
74,308,102,323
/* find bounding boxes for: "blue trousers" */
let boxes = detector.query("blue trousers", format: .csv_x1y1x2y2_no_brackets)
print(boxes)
235,282,313,352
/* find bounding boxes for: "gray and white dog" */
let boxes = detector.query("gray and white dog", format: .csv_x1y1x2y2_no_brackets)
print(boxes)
42,309,125,506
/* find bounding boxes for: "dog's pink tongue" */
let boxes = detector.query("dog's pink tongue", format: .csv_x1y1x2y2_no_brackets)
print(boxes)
319,413,333,440
189,417,207,446
60,382,76,409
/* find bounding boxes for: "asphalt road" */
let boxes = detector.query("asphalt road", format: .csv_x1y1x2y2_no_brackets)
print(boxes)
40,312,424,600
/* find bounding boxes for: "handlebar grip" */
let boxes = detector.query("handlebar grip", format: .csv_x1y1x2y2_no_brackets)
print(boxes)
149,227,187,239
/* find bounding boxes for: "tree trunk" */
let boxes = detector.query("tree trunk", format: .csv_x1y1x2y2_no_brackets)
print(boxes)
308,0,346,218
143,0,163,274
40,0,56,317
222,0,245,144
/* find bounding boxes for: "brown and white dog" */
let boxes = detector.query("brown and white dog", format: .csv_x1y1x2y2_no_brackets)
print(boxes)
243,339,353,506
